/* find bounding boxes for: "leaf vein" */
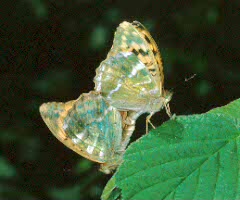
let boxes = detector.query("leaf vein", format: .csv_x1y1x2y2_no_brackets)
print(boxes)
125,138,230,158
130,177,184,199
161,139,233,199
120,154,209,183
212,152,220,199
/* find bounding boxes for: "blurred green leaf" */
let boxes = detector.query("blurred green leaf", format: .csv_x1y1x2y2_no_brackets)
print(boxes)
0,130,19,143
207,8,219,25
0,156,17,178
90,25,109,50
49,185,82,200
74,159,93,174
19,137,42,161
195,80,212,97
89,185,103,199
163,48,208,74
33,70,73,96
0,184,36,200
193,58,208,74
29,0,48,19
104,8,121,23
174,2,220,34
104,99,240,199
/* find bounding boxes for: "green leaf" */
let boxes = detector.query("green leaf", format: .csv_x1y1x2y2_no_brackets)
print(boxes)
109,99,240,199
101,176,121,200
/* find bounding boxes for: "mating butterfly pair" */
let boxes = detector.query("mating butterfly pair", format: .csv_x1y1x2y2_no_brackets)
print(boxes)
39,21,172,174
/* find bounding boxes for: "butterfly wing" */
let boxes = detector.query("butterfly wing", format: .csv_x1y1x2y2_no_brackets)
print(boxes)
39,91,122,163
132,21,164,92
108,21,164,94
94,52,160,112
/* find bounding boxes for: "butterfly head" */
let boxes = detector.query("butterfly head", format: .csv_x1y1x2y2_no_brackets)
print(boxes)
149,89,173,115
164,90,173,105
99,154,123,174
100,163,115,174
162,89,173,117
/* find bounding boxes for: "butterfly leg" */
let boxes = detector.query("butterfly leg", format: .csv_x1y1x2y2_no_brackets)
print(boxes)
146,112,155,134
164,103,177,120
164,103,172,118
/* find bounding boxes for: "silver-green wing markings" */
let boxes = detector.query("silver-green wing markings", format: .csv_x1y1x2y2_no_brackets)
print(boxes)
39,91,122,164
94,52,160,112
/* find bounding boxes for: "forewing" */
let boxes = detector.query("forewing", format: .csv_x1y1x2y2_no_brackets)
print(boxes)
108,21,163,93
39,92,122,163
132,21,164,92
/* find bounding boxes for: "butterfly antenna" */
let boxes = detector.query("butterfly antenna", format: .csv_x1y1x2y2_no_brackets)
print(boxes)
169,74,197,93
184,74,196,82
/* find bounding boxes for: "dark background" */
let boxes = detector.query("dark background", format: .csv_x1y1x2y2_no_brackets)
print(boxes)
1,0,239,199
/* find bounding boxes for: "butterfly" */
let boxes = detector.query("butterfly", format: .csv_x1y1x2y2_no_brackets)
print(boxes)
39,21,172,174
39,91,124,174
94,21,172,146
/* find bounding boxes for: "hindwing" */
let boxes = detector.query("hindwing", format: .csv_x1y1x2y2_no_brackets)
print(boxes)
94,52,160,112
39,91,122,163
